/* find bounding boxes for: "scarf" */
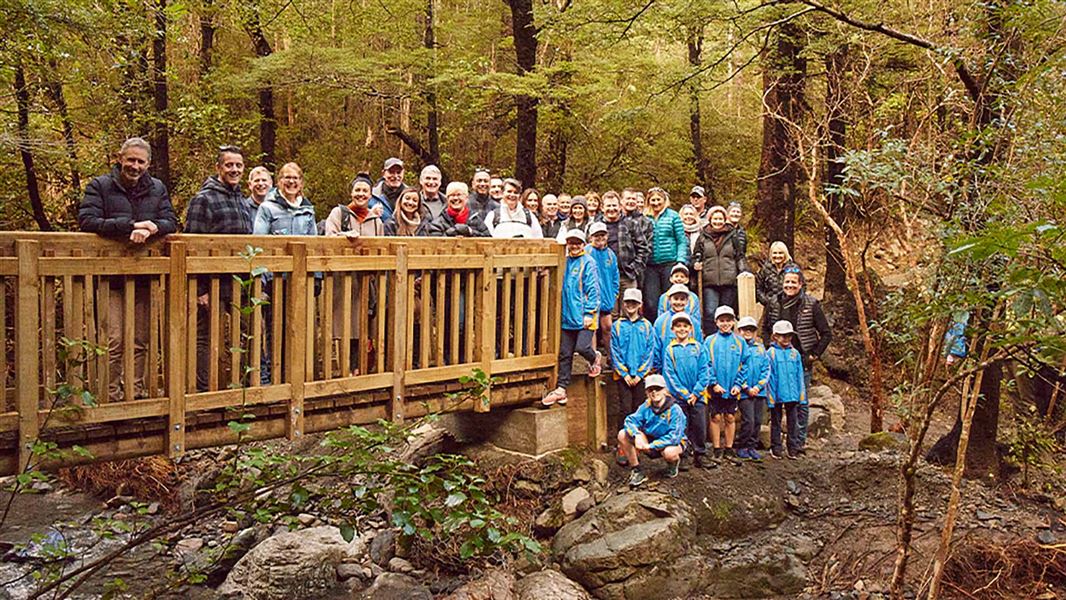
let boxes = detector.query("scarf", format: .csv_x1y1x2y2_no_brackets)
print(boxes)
684,220,701,235
447,203,470,225
346,201,369,222
708,227,729,252
395,208,422,236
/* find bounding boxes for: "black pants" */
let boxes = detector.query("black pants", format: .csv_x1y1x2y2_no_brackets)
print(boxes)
701,285,738,336
678,400,708,456
770,403,801,453
642,262,673,319
558,329,595,388
737,396,764,449
615,378,646,433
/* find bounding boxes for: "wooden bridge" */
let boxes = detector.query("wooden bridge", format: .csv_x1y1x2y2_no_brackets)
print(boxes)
0,233,564,475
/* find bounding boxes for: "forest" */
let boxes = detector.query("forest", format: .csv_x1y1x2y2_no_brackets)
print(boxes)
2,0,1065,597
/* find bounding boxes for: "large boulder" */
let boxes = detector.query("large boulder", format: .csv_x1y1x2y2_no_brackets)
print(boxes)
859,431,909,452
515,570,591,600
219,526,367,600
703,538,808,598
552,491,697,599
696,493,786,538
807,406,832,439
443,569,516,600
807,385,845,431
358,572,432,600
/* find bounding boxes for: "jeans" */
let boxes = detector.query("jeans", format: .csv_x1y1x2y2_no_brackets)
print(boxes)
770,403,801,453
737,396,763,450
614,378,646,435
679,400,708,456
642,262,673,320
558,329,595,388
701,285,738,336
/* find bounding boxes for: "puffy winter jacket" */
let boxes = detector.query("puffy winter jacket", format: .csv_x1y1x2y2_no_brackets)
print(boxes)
762,292,832,362
78,167,178,239
704,331,746,393
423,209,490,238
691,226,748,287
623,396,687,450
657,289,702,320
766,343,807,407
661,337,710,405
648,208,688,266
755,259,801,306
561,250,600,331
253,191,318,236
740,339,771,397
586,245,619,313
611,316,655,380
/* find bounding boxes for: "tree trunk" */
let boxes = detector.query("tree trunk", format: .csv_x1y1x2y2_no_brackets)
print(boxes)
687,24,712,194
755,23,806,251
823,47,849,301
151,0,171,190
423,0,441,167
242,2,277,169
14,63,52,231
507,0,538,188
542,128,568,193
43,62,81,222
199,0,216,77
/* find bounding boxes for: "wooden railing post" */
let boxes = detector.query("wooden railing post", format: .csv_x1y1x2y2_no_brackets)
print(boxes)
476,246,496,413
15,240,40,471
390,244,408,423
166,242,187,457
286,242,307,438
550,245,566,389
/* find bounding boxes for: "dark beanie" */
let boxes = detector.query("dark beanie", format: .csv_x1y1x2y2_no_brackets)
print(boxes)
351,172,373,190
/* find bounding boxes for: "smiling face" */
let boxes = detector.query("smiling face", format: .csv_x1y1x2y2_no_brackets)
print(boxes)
647,385,666,407
566,237,584,256
489,178,504,199
503,182,521,208
690,193,706,211
603,195,621,221
447,187,467,210
591,232,608,249
649,193,665,214
217,151,245,187
399,189,420,215
524,193,539,213
782,273,802,297
672,320,692,340
119,146,150,184
739,327,757,341
710,211,727,229
623,299,641,318
350,181,372,207
773,332,793,348
570,203,586,221
669,294,688,312
771,246,788,266
383,165,404,188
727,204,743,224
680,205,698,226
420,171,441,196
278,166,303,201
249,169,273,200
621,192,638,213
542,195,558,218
670,271,689,285
716,316,735,334
558,195,572,216
472,171,490,195
587,196,600,213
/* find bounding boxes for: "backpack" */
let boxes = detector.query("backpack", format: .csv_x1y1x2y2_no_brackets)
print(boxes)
492,204,533,228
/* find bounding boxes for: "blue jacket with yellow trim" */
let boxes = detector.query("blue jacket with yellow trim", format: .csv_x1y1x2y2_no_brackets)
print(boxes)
704,331,746,393
562,250,600,331
740,338,770,398
766,343,806,407
586,244,620,313
650,308,703,369
611,316,655,380
657,289,702,321
661,337,711,405
623,396,687,449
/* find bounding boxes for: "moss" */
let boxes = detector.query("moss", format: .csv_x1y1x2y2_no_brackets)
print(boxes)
859,431,908,452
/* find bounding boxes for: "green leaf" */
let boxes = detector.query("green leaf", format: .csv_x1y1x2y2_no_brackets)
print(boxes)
339,523,355,543
444,491,467,507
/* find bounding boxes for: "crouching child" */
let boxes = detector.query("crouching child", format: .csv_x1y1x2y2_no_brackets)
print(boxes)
767,320,806,459
737,316,769,460
619,374,687,487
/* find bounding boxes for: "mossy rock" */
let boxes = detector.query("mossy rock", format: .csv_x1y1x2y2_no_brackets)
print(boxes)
859,431,909,452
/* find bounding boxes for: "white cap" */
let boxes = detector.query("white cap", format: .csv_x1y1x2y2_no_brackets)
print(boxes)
588,222,608,236
671,263,690,276
666,283,690,298
737,316,758,330
714,306,736,320
670,312,692,327
623,288,643,304
772,320,795,335
564,229,586,243
644,374,667,390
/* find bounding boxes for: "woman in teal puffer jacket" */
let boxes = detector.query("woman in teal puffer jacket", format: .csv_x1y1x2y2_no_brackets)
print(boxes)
640,187,688,319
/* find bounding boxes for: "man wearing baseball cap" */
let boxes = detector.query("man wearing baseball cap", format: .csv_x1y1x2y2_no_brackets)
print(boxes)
542,228,602,407
610,287,655,464
368,157,409,220
689,185,709,225
619,373,687,486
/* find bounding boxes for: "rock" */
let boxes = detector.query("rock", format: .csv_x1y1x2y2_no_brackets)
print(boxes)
387,557,414,573
443,569,516,600
807,407,831,439
369,530,397,567
759,425,772,450
561,487,591,516
534,505,568,537
792,535,819,561
219,526,367,600
553,491,697,598
859,432,909,452
574,497,595,516
359,572,432,600
146,501,160,515
31,481,53,493
515,570,591,600
337,563,363,580
513,480,544,496
222,520,240,534
703,545,808,598
1037,530,1056,545
786,480,801,495
975,510,999,521
697,493,788,538
175,537,204,556
589,459,609,486
298,513,316,526
807,385,846,431
572,467,592,483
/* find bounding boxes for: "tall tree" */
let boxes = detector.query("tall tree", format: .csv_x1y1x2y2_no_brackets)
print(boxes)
687,23,712,193
822,46,849,300
150,0,171,190
43,60,82,222
241,0,277,169
507,0,538,187
14,63,52,231
199,0,217,77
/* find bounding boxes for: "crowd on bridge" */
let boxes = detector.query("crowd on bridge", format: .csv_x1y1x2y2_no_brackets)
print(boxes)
77,137,833,486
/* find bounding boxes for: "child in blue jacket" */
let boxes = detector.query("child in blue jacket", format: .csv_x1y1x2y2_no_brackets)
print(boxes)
767,320,807,459
619,374,687,486
661,312,712,469
587,222,619,364
704,306,746,461
737,316,769,460
542,229,601,408
656,264,701,319
611,288,655,464
652,283,703,369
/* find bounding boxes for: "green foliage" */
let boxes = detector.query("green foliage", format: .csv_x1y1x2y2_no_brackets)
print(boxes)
1006,405,1061,488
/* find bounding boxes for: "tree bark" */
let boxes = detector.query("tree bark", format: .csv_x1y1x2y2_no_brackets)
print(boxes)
242,2,277,169
199,0,217,78
423,0,441,167
823,47,849,301
43,62,81,222
507,0,538,188
687,24,712,193
151,0,171,190
755,23,806,251
14,63,52,231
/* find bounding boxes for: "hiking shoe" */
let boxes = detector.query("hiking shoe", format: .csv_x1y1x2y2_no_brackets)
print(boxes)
540,387,566,408
588,351,603,378
693,454,705,469
786,448,800,460
770,448,784,459
748,449,763,461
736,448,751,460
678,455,692,472
615,447,629,466
666,460,680,479
628,469,648,488
713,447,725,460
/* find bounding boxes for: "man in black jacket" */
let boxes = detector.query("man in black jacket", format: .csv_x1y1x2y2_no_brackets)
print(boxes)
78,137,178,401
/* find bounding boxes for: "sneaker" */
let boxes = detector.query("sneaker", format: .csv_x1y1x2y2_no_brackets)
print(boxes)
736,448,751,460
786,448,800,460
679,455,692,471
748,449,763,461
588,351,603,378
714,447,725,460
556,394,568,406
540,387,566,408
693,455,704,469
770,448,784,459
666,461,680,479
628,469,648,488
615,447,629,466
